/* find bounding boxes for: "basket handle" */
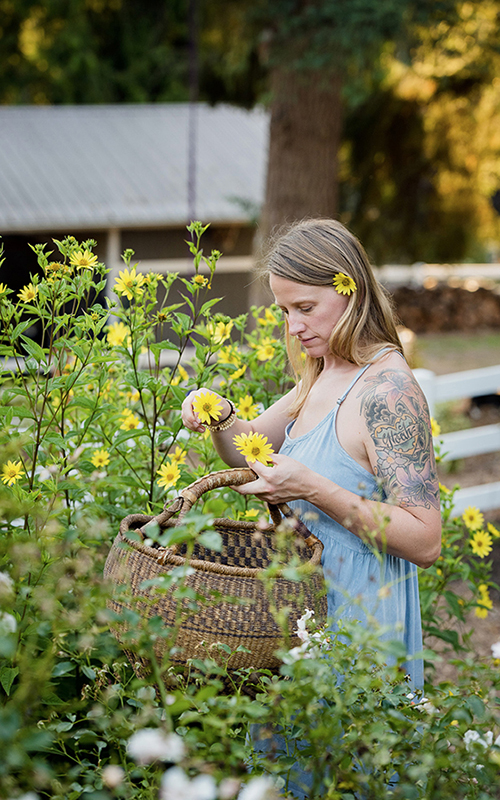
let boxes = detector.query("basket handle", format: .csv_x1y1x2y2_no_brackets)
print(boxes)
150,467,320,548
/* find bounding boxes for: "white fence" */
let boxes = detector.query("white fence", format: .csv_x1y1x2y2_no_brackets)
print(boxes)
414,366,500,515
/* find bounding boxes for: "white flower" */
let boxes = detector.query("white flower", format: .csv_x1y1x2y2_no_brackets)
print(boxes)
126,728,186,765
464,729,491,751
160,767,217,800
491,640,500,659
0,612,17,635
296,609,315,643
102,764,125,788
237,775,277,800
0,571,14,596
219,777,241,799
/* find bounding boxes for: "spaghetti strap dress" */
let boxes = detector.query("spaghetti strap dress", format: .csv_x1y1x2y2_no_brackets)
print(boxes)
249,360,424,798
280,360,424,689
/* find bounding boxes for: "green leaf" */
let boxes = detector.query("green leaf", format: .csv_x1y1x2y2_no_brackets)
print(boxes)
0,666,19,695
52,661,75,678
20,335,47,362
198,530,222,551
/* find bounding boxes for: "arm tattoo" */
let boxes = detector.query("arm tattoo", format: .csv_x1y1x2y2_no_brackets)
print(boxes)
358,369,440,511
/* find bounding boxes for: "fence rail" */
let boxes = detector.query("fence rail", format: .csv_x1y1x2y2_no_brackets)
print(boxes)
413,366,500,515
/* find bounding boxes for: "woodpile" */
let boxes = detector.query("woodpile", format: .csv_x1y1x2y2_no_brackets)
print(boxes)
390,283,500,333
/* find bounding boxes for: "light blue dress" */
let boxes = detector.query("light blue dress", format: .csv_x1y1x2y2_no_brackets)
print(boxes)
250,361,424,799
280,361,424,689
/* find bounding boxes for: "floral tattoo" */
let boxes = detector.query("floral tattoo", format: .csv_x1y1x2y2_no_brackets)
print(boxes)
358,369,440,510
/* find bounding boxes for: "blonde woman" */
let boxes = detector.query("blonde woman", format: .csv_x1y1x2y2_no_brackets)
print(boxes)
182,217,441,685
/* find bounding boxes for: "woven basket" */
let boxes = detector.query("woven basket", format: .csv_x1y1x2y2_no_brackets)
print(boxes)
104,467,326,680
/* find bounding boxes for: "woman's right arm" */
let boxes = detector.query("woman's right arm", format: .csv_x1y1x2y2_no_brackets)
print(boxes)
181,387,297,468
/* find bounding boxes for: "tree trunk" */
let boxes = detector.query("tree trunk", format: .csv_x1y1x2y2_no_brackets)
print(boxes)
251,67,343,306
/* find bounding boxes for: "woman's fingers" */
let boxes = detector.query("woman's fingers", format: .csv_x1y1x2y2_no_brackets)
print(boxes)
181,389,207,432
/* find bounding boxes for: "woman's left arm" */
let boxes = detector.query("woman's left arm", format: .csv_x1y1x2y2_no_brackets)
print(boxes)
237,367,442,569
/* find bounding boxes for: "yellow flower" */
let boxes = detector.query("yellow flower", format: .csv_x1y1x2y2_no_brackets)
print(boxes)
169,446,187,465
126,389,140,403
91,448,110,468
469,530,493,558
1,460,25,487
192,391,223,424
255,337,277,361
192,274,209,287
69,249,99,269
244,508,260,519
0,283,8,295
107,321,131,347
258,307,279,327
144,272,162,286
114,267,146,301
217,346,241,367
430,417,441,437
332,272,357,295
462,506,484,531
230,365,247,381
236,394,259,421
487,522,500,539
171,365,189,385
233,432,274,465
475,584,493,618
209,320,233,345
119,410,140,431
439,482,450,494
18,283,38,303
157,460,180,490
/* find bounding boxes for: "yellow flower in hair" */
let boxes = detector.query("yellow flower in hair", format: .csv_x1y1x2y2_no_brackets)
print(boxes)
157,460,180,490
233,432,274,465
332,272,357,296
462,506,484,531
192,391,223,424
469,530,493,558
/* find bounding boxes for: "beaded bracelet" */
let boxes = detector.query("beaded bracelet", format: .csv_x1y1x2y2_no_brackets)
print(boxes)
206,398,237,432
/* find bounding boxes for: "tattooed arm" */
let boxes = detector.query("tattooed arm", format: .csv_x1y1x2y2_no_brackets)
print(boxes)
236,361,442,568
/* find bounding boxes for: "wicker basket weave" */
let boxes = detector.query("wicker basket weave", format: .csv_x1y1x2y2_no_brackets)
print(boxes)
104,467,326,679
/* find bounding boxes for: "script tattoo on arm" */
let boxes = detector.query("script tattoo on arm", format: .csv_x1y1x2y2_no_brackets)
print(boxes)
358,369,440,511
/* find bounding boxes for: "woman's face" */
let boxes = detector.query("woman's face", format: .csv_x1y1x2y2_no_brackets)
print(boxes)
270,273,350,359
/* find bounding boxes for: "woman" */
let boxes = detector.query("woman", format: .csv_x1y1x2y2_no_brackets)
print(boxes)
181,216,441,686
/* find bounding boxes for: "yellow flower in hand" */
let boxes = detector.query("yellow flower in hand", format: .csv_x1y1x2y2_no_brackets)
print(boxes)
157,460,180,490
233,432,274,465
332,272,357,296
1,460,24,486
192,392,223,424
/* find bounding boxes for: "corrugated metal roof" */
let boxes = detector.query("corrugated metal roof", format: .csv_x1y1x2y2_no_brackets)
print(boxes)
0,103,269,233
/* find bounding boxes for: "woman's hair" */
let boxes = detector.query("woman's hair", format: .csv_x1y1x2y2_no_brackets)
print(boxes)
263,218,403,417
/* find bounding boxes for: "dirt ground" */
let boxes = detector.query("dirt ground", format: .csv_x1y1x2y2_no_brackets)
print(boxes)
416,330,500,681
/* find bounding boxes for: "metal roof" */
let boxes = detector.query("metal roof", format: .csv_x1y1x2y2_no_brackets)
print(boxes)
0,103,269,233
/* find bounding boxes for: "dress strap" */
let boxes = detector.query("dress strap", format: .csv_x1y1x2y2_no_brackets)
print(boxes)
336,347,396,407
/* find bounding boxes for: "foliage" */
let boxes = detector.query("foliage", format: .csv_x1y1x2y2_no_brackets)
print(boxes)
0,227,499,799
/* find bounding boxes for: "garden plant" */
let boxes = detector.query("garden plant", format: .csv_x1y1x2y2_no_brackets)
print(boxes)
0,224,499,799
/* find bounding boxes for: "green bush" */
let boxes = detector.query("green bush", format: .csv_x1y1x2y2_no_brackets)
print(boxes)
0,225,499,799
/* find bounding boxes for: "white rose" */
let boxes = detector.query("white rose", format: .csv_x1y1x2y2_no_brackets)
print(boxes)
102,764,125,788
160,767,217,800
237,775,277,800
0,612,17,635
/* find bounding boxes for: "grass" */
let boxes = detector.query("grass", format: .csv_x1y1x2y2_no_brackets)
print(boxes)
414,330,500,374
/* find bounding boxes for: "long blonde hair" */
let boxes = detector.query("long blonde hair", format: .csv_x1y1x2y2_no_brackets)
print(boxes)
263,218,403,417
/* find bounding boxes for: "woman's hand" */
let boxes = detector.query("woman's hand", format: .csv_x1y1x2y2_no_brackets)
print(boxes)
181,389,230,434
234,453,309,504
